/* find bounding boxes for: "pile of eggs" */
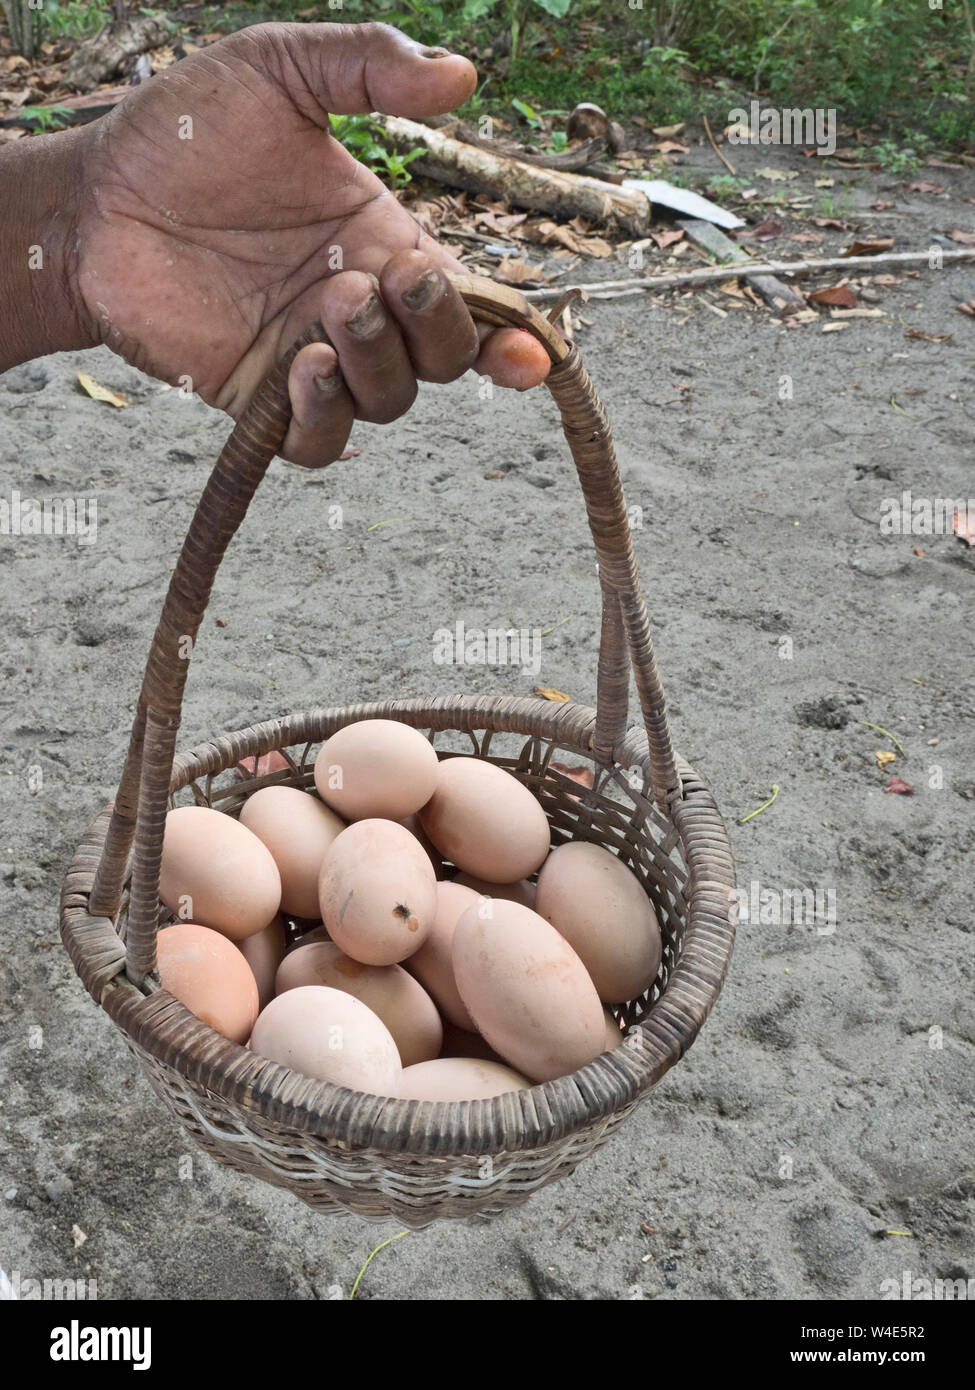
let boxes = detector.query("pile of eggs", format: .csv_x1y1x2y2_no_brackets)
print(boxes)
154,720,662,1101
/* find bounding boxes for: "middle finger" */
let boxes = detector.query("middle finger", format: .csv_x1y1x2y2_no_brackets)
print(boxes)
318,271,417,424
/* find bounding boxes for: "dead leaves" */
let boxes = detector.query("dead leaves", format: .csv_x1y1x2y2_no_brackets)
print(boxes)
533,687,571,702
843,238,895,257
76,373,126,407
648,227,685,250
948,229,975,246
493,258,549,286
907,181,946,195
750,219,783,242
526,218,613,258
957,300,975,318
808,284,857,308
904,328,952,343
884,777,914,796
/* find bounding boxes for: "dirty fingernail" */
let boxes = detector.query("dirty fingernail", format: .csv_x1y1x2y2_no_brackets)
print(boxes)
314,365,343,395
346,293,385,339
402,268,445,312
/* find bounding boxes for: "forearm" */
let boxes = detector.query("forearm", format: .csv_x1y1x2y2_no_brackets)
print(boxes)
0,125,96,372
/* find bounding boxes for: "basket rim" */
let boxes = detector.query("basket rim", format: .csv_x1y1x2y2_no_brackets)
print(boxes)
60,695,737,1157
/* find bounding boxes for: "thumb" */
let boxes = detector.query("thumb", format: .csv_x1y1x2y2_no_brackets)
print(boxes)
282,21,477,119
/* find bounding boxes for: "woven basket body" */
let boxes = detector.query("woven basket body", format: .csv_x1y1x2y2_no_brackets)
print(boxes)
60,279,736,1226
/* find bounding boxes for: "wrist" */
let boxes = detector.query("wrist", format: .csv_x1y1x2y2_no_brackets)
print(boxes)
0,124,97,372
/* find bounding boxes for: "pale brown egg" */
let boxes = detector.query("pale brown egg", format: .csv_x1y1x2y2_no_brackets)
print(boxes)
275,942,442,1067
453,899,605,1082
419,758,550,883
399,812,443,879
318,819,436,965
535,840,662,1002
250,985,401,1095
239,785,345,918
453,872,537,909
404,880,479,1031
602,1008,625,1052
313,719,439,821
159,805,281,941
398,1057,530,1101
157,922,259,1044
439,1020,505,1063
237,913,287,1012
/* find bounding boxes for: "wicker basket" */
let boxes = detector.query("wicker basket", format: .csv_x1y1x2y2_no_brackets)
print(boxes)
60,277,736,1227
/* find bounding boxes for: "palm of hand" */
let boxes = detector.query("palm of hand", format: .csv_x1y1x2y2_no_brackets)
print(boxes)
77,34,429,413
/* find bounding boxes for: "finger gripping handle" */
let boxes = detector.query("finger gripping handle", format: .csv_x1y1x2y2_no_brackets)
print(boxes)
89,275,678,984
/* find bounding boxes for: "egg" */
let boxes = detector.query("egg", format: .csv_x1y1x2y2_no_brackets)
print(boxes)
314,719,439,821
250,985,401,1095
275,942,442,1067
398,1058,530,1101
239,785,345,918
453,872,537,909
602,1008,625,1052
237,913,287,1011
419,758,550,882
439,1020,506,1063
399,812,443,879
453,899,605,1082
159,805,281,941
318,819,436,965
404,880,480,1031
535,840,662,1002
157,922,260,1044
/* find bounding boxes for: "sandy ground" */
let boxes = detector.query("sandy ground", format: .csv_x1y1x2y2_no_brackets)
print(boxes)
1,139,973,1300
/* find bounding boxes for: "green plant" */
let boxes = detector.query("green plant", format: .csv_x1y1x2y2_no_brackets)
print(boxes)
706,173,749,198
867,139,922,175
19,103,75,131
43,1,110,40
328,113,425,188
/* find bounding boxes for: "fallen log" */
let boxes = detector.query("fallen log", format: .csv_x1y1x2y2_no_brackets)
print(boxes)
375,114,652,237
517,248,975,301
62,14,169,92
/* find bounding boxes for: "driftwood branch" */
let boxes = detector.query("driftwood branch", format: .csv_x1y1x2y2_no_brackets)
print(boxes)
519,248,975,301
376,114,651,237
62,14,170,92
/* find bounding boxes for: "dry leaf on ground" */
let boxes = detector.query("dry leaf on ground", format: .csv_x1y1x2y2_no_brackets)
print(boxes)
76,373,126,407
843,238,895,256
494,259,548,286
808,284,857,308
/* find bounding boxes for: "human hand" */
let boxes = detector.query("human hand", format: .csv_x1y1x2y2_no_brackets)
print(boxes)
71,21,551,464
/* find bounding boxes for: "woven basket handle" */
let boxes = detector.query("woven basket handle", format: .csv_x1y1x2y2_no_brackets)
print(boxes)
88,275,678,983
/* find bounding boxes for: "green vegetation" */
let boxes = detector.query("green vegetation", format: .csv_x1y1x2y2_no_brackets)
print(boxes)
328,113,425,187
18,103,76,130
2,0,972,149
